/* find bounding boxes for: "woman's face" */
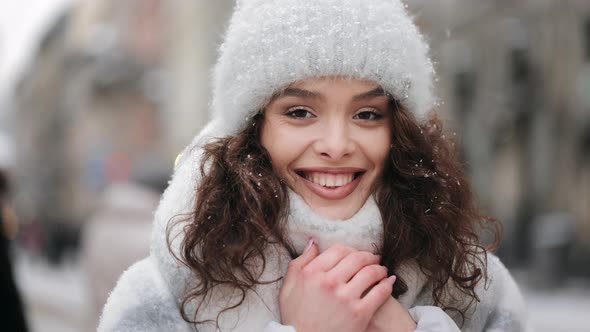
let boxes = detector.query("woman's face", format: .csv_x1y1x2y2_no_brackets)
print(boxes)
261,77,392,220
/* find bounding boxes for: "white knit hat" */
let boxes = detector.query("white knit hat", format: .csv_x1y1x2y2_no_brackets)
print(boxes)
210,0,435,135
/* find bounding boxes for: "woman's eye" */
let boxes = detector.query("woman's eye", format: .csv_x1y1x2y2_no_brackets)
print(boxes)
286,107,314,119
354,109,384,120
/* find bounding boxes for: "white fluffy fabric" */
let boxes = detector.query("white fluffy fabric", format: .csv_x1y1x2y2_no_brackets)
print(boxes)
286,190,383,254
212,0,435,135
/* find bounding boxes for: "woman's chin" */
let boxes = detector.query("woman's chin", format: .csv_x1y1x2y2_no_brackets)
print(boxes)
292,177,371,220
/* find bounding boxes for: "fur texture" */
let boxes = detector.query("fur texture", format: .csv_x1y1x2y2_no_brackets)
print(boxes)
211,0,435,135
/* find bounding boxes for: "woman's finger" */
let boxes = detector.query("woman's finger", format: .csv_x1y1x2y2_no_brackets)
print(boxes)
346,264,389,298
326,251,380,284
360,276,395,313
303,244,356,273
282,239,318,296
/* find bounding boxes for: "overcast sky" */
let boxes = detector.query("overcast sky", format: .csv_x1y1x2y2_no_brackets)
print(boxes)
0,0,75,100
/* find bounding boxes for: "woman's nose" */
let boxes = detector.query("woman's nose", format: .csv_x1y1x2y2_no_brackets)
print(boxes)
313,120,355,160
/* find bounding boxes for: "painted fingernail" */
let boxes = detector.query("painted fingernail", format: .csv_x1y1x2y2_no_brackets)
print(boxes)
387,275,397,285
304,238,314,253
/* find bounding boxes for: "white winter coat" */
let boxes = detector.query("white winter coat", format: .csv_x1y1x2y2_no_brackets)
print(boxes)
98,122,532,332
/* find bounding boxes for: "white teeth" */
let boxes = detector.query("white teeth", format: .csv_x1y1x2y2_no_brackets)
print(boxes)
326,177,335,187
304,172,356,187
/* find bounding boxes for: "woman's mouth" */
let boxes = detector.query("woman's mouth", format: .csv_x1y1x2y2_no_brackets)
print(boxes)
300,172,358,188
294,169,364,199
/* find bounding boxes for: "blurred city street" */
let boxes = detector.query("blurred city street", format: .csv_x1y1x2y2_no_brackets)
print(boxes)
14,251,590,332
514,271,590,332
2,0,590,331
15,253,89,332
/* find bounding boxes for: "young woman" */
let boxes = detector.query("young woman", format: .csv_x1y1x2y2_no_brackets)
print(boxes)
99,1,530,331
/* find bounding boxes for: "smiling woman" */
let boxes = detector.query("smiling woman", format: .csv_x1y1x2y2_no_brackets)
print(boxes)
98,1,532,331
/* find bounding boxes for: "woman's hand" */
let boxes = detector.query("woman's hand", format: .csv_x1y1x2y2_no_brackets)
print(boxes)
280,241,394,332
366,277,417,332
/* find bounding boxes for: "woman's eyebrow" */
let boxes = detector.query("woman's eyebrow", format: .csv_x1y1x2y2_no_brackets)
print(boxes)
353,87,388,101
271,86,387,102
275,87,322,100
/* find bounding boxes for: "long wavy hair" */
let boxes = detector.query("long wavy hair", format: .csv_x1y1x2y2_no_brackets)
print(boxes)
171,99,501,328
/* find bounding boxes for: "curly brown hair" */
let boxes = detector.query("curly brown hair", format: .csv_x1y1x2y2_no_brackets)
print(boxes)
172,100,501,327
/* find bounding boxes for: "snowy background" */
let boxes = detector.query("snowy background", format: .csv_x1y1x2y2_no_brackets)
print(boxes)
1,0,590,331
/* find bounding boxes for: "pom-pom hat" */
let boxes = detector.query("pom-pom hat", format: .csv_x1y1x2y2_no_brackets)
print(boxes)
210,0,435,135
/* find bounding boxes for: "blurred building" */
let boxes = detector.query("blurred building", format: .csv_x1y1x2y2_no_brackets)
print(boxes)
12,0,172,262
409,0,590,274
6,1,590,331
162,0,233,152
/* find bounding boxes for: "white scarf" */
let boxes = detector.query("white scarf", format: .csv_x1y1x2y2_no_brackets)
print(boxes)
285,190,383,255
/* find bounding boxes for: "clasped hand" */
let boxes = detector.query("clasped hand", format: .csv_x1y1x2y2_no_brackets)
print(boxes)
279,241,417,332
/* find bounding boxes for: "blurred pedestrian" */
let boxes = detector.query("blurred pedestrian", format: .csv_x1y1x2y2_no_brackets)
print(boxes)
99,1,531,331
81,161,169,330
0,133,28,332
